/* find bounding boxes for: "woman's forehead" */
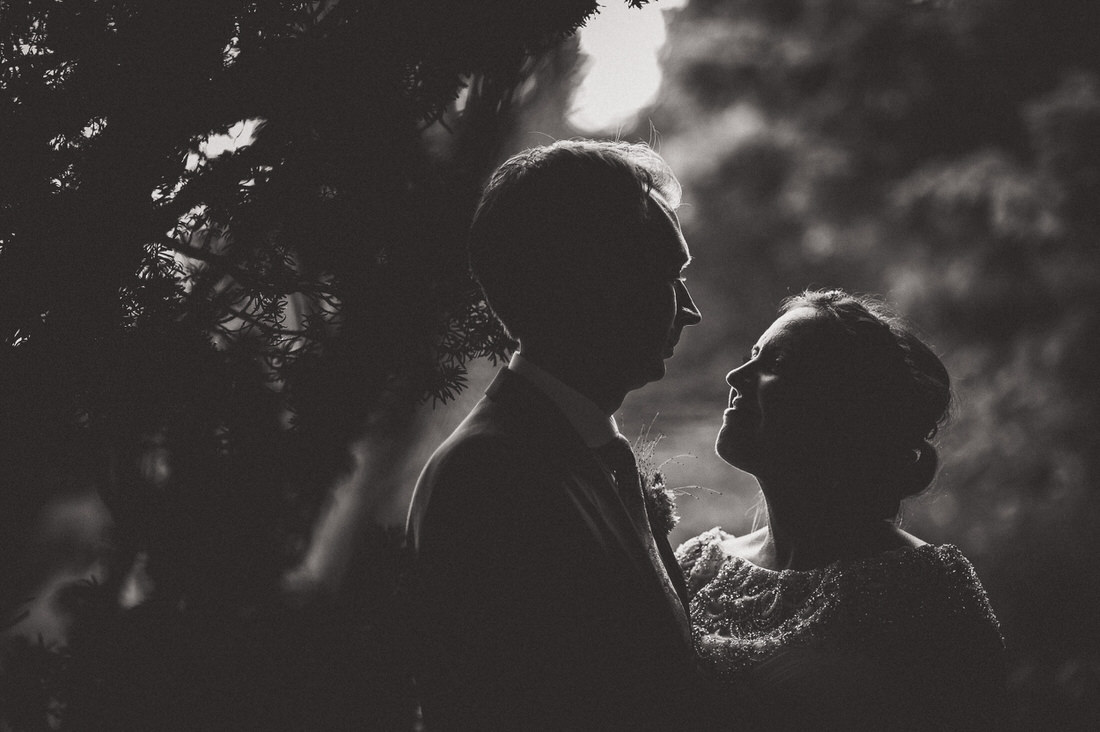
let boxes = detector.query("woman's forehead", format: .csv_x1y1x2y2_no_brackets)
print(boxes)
754,308,835,353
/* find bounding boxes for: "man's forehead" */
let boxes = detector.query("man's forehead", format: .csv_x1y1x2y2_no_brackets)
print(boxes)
647,190,691,266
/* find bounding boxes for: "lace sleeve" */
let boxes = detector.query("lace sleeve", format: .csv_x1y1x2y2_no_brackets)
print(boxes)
675,527,730,597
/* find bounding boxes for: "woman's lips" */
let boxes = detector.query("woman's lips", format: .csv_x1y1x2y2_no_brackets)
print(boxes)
724,402,758,421
725,390,758,422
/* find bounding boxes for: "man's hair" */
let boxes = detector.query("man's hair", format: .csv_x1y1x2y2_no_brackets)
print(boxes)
469,139,682,340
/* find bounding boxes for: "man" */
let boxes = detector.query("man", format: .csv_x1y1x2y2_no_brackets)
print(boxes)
406,140,703,730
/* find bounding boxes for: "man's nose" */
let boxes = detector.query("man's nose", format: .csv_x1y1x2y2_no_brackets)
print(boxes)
676,281,702,326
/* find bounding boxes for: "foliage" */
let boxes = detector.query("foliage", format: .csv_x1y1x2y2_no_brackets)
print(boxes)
0,1,658,728
0,526,415,730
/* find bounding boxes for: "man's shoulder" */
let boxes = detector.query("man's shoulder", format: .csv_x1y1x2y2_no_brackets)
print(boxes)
426,382,587,477
425,397,527,478
408,398,529,539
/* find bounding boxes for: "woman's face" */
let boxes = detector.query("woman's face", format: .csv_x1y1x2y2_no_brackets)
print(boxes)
715,307,841,477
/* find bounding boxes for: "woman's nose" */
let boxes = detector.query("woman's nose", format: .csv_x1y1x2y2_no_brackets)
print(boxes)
726,367,743,387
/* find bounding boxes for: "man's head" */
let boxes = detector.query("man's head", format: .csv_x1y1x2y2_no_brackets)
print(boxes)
470,140,700,401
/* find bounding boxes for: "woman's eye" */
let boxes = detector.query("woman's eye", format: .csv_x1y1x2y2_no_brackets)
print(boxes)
768,354,789,373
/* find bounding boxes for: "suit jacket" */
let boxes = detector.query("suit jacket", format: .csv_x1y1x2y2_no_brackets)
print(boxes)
407,368,701,731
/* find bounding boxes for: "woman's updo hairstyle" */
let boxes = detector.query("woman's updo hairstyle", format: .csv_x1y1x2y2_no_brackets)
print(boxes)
780,289,952,513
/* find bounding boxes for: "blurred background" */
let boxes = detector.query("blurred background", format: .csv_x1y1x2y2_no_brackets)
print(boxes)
2,0,1098,729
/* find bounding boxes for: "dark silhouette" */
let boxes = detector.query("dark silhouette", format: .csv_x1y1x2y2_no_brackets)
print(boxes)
406,140,704,730
0,2,666,728
719,289,953,549
678,289,1005,729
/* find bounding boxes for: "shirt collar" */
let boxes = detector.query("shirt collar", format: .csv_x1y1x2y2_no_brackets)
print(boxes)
508,352,619,449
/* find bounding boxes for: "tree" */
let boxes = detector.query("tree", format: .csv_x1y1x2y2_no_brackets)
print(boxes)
0,1,660,727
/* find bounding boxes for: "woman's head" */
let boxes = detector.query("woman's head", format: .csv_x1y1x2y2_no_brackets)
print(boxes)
715,289,951,517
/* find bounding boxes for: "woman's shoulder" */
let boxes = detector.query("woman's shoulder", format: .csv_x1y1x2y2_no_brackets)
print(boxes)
836,543,1004,648
718,527,770,562
848,543,989,602
675,526,728,560
675,527,741,595
837,544,1007,716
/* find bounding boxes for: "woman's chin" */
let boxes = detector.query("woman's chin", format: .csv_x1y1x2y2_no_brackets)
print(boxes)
715,427,754,469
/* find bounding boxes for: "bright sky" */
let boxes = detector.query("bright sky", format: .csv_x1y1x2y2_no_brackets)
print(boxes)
201,4,682,154
569,0,686,133
199,118,262,161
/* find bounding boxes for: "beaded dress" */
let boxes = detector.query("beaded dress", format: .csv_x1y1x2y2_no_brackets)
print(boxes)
677,528,1006,730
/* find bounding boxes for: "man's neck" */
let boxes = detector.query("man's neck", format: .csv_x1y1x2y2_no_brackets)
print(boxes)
515,342,628,415
508,351,619,448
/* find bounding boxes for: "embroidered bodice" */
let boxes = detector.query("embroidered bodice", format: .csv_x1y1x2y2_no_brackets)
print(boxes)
676,527,1006,728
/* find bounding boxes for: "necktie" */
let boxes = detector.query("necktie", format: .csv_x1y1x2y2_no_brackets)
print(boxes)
595,435,693,648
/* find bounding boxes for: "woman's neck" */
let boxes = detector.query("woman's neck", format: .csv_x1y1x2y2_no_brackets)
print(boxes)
751,475,904,571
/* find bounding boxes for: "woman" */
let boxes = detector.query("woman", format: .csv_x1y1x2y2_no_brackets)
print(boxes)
677,289,1005,730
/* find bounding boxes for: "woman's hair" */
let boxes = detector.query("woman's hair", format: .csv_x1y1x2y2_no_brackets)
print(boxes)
780,289,952,512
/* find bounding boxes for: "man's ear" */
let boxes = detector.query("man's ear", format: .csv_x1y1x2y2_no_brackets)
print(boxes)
535,280,614,341
521,281,575,336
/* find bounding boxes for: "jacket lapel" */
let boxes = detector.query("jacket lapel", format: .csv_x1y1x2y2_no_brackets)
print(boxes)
486,368,693,631
485,369,647,559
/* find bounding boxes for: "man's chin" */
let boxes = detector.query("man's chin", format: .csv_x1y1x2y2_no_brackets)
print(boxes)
620,362,665,393
641,359,668,386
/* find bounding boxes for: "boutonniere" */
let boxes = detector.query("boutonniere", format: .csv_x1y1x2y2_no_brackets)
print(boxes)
631,427,681,537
